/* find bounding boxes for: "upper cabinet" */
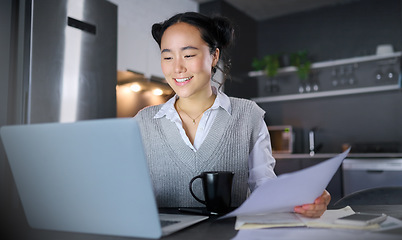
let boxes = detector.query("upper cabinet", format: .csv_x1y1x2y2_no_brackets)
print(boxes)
249,52,401,103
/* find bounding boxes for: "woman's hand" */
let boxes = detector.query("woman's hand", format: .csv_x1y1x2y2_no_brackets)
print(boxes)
294,190,331,218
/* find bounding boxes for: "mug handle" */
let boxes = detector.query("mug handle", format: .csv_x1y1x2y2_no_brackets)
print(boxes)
189,175,205,204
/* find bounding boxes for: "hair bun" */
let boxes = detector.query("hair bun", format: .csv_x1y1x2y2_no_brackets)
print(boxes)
211,16,235,49
151,23,163,46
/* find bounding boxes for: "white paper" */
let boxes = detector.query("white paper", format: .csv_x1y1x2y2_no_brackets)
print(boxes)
232,214,402,240
235,212,305,230
235,206,358,230
223,148,350,218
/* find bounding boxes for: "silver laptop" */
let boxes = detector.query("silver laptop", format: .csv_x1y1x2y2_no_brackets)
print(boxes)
0,118,208,238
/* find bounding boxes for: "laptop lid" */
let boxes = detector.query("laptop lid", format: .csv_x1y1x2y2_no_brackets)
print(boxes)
0,118,162,238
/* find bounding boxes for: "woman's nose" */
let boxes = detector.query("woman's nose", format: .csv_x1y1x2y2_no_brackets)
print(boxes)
174,59,186,73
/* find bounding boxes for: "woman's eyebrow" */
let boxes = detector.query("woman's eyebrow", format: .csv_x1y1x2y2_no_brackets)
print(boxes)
161,46,198,54
182,46,198,51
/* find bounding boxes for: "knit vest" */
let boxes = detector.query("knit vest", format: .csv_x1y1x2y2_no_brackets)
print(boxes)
134,97,265,207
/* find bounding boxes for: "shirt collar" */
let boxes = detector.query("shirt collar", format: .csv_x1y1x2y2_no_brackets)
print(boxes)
154,86,232,119
211,86,231,115
153,95,177,119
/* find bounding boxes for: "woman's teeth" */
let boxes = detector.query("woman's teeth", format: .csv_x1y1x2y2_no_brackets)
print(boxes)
175,77,192,83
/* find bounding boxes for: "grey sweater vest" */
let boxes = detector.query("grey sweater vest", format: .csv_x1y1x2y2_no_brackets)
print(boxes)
134,97,265,207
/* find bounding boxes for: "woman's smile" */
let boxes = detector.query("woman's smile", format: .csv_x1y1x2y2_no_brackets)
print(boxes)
174,76,193,84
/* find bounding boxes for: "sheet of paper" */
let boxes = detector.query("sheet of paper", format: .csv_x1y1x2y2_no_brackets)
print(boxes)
235,212,305,230
235,206,402,232
235,206,369,230
224,148,350,218
302,206,379,230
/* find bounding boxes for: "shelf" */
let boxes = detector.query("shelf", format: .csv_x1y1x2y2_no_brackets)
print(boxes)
248,52,402,77
249,52,401,103
252,84,401,103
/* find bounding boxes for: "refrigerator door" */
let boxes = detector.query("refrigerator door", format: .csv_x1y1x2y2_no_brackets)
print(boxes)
26,0,117,123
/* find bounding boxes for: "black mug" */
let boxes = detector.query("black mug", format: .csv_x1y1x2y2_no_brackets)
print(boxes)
189,171,234,214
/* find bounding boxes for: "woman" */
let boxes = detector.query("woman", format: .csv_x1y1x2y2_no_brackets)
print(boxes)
134,12,330,218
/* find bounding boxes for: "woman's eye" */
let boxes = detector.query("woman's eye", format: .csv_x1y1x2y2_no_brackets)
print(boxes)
163,57,172,60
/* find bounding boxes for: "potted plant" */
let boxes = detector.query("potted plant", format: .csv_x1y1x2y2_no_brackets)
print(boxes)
252,54,280,92
290,50,311,81
252,54,280,78
290,51,312,93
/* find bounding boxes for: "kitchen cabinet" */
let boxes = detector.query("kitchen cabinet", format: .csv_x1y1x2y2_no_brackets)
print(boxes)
342,158,402,195
250,52,401,103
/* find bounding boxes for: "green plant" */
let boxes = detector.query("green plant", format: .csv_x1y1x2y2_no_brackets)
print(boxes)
252,54,280,78
290,50,311,81
264,55,280,78
252,58,266,71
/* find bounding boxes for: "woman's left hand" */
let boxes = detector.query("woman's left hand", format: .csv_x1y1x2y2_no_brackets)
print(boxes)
293,190,331,218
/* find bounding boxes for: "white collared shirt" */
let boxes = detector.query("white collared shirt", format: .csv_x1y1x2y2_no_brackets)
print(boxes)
154,87,276,191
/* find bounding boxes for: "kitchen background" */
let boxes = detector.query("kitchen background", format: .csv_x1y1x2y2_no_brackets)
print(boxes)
200,0,402,154
198,0,402,203
1,0,401,215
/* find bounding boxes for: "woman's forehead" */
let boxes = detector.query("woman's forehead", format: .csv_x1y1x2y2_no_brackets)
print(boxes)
160,22,206,50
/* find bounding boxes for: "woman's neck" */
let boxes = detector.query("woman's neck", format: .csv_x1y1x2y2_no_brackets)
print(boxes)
176,91,216,116
174,88,216,144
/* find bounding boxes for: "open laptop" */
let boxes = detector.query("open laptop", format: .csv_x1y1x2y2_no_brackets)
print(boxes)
0,118,208,238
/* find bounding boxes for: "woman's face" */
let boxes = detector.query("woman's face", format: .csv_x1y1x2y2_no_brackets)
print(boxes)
160,22,219,100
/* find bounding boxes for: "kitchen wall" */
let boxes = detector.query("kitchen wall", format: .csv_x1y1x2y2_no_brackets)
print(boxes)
107,0,198,78
202,0,402,153
257,0,402,62
200,1,259,98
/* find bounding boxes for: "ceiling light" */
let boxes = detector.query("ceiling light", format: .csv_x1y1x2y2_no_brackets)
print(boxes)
130,83,141,92
117,70,173,96
152,88,163,96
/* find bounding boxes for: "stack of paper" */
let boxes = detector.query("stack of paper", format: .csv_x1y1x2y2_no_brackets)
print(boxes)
235,206,380,230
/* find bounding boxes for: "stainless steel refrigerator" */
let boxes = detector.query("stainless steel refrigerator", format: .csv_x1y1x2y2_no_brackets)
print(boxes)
0,0,117,231
12,0,117,124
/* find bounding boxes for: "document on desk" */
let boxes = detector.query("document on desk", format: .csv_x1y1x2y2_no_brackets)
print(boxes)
232,211,402,240
235,206,380,230
223,148,350,218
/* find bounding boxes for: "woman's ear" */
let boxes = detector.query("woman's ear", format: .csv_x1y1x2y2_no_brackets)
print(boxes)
212,48,220,67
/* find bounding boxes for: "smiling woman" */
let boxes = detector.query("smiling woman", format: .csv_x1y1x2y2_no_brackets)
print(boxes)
133,12,330,218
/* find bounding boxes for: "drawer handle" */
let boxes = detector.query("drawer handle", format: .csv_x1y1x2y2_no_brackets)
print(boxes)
366,170,384,173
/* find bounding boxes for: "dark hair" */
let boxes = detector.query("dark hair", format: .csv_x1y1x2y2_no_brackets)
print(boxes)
152,12,235,88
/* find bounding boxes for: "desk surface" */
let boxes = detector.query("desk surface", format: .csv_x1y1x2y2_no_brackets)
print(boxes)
5,205,402,240
5,207,237,240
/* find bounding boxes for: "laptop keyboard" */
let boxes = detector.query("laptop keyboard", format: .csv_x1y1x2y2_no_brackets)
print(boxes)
160,220,180,227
